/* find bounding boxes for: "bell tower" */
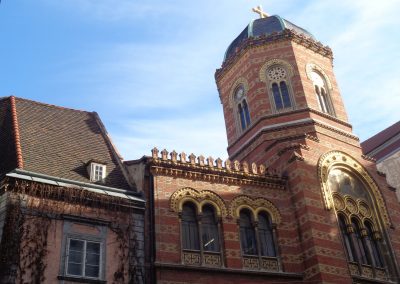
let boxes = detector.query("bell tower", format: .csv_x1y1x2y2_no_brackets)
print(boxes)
215,9,353,167
215,8,400,283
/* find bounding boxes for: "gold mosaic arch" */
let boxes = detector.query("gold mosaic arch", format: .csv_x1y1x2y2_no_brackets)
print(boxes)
259,59,294,83
305,63,333,90
170,187,228,217
318,151,391,227
229,195,281,224
229,77,250,108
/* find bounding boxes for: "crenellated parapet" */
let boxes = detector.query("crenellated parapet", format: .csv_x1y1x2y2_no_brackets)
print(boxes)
149,147,286,188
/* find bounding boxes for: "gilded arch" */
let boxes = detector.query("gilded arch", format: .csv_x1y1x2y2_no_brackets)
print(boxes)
229,195,281,224
318,151,391,227
305,63,333,90
259,59,294,83
170,187,228,217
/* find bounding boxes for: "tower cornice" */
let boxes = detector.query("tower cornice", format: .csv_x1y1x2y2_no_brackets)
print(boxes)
215,29,332,82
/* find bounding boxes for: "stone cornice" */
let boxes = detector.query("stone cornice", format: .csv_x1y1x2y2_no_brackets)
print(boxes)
227,107,352,153
229,117,358,160
149,148,286,189
215,29,333,81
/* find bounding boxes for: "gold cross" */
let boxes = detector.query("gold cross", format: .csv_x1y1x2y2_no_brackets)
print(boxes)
252,5,269,18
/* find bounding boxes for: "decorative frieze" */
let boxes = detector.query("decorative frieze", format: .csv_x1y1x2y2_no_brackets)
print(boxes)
150,148,285,188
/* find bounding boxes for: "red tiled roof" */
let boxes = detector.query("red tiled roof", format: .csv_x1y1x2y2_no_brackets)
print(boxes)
361,120,400,157
0,96,132,190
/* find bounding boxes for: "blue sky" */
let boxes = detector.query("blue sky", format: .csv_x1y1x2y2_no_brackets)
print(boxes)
1,0,399,160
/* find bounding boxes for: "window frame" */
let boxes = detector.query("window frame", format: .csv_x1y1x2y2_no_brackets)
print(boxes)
66,238,102,279
265,65,295,113
233,84,251,134
89,162,106,182
60,220,107,282
180,201,223,266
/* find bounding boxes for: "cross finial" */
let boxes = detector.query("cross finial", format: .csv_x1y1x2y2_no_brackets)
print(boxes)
252,5,269,19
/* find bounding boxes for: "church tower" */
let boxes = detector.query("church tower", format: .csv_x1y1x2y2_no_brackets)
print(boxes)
215,8,400,283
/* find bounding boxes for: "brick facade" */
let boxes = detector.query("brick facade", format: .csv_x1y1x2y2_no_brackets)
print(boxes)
129,15,400,284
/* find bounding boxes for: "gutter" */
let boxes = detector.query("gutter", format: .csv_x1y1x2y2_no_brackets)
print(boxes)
8,168,145,203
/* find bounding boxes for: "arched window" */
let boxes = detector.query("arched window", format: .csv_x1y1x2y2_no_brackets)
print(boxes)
181,202,200,250
234,85,251,131
258,212,276,257
327,167,392,280
267,66,293,111
201,205,220,252
364,222,384,268
338,215,356,262
239,209,257,255
351,218,369,265
310,71,334,115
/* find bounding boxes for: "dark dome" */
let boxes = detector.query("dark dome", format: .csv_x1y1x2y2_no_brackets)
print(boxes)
224,15,315,62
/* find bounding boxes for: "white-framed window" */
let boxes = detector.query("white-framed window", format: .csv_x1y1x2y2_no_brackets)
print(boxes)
88,162,106,182
66,238,102,279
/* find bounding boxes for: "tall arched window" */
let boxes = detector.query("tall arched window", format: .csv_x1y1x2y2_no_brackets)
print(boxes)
310,71,334,115
338,215,356,262
327,167,391,280
351,218,369,265
258,212,276,257
201,205,220,252
182,202,200,250
364,222,384,268
239,209,257,255
267,66,293,111
234,85,251,131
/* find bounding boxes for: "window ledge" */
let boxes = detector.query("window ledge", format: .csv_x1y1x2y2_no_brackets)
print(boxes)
57,275,106,284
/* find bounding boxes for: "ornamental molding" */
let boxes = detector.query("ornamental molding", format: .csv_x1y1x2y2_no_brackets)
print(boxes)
170,187,228,217
150,148,286,189
229,195,281,224
317,151,391,227
305,63,333,90
259,59,294,83
216,29,333,81
229,77,249,108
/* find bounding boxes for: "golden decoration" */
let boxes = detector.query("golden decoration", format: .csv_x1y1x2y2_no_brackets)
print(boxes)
170,187,228,217
317,151,391,227
229,195,281,224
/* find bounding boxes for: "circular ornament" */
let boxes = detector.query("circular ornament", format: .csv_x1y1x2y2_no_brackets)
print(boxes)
234,86,245,101
267,66,287,81
346,199,357,214
359,203,371,217
333,195,345,210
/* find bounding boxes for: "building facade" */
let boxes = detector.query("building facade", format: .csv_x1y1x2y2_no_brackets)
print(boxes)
0,97,146,284
128,14,400,284
362,121,400,202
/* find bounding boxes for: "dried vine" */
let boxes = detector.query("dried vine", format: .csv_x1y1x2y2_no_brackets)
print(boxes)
0,177,142,283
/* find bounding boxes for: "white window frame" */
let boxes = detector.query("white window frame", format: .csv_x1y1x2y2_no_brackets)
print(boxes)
89,163,106,182
65,238,103,280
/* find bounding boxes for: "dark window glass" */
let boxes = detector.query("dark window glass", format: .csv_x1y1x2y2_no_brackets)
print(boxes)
67,239,84,276
201,205,220,252
365,222,383,267
272,83,283,110
258,212,276,257
239,209,257,255
238,103,246,130
279,81,291,108
182,203,200,250
338,215,356,262
243,100,251,127
352,219,369,264
320,88,329,113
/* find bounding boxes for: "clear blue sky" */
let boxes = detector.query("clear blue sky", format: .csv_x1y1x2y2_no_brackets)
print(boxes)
1,0,399,160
